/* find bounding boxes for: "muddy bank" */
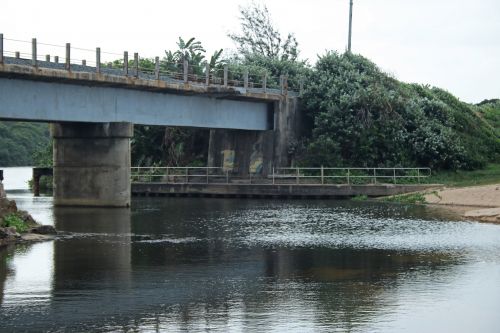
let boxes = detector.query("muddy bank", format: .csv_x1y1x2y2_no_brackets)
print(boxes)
424,184,500,223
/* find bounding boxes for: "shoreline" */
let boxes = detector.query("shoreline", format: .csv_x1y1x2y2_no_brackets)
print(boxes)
0,181,57,247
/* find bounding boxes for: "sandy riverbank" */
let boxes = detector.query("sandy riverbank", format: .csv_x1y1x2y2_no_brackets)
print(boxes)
424,184,500,223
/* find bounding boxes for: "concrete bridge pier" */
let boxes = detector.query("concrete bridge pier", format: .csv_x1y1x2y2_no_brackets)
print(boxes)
51,122,133,207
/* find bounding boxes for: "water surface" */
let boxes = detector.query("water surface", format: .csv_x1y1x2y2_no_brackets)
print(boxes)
1,168,500,332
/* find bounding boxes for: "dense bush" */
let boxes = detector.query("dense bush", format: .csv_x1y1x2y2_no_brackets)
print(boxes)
301,52,500,170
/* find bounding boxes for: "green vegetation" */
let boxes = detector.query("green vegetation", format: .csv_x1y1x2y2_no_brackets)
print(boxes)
351,194,368,201
381,192,427,204
299,53,500,171
0,122,50,166
1,213,29,233
477,99,500,137
426,163,500,187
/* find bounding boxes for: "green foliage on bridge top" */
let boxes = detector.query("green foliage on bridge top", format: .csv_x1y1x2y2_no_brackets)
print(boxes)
0,122,50,167
299,52,500,170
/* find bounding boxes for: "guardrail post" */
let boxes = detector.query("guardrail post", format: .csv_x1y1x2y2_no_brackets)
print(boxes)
393,168,396,184
45,55,50,62
272,167,275,185
296,167,300,185
165,167,169,184
183,59,188,83
96,47,101,73
185,167,189,183
155,56,160,80
124,51,128,76
249,171,252,184
206,168,209,184
321,166,324,185
373,168,376,184
244,69,249,91
226,170,229,184
417,168,420,184
65,43,71,70
223,65,228,88
81,60,86,66
134,52,139,77
31,38,37,67
347,169,350,185
0,33,3,64
205,63,210,86
54,56,59,63
15,51,20,59
263,73,267,92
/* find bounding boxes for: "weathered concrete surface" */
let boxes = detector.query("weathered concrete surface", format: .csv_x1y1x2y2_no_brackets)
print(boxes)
0,182,5,198
207,96,303,175
0,77,272,130
131,183,438,198
52,122,133,207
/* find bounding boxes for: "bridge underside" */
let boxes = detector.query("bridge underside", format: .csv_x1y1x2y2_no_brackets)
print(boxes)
0,77,272,130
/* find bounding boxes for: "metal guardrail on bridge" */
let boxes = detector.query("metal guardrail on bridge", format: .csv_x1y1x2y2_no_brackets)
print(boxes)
131,167,432,185
0,34,302,95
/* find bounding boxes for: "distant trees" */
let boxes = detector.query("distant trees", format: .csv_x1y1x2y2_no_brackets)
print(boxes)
0,122,49,167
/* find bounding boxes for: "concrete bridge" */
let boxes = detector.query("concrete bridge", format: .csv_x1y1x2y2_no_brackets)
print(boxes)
0,35,303,207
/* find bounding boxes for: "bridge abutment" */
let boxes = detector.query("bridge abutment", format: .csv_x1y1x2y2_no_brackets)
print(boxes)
51,122,133,207
207,96,303,175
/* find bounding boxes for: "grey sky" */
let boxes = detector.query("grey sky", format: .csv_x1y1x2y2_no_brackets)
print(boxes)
1,0,498,103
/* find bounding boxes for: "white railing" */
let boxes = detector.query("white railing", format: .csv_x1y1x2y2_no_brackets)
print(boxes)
131,166,432,185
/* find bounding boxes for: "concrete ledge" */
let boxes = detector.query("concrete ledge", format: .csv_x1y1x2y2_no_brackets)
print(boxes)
131,183,440,198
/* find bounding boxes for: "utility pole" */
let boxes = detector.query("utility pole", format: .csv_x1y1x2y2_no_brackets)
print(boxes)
348,0,353,53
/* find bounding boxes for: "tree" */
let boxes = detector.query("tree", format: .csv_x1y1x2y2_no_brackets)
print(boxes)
228,3,299,62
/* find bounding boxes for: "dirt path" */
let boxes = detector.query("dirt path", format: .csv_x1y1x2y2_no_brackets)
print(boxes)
424,184,500,222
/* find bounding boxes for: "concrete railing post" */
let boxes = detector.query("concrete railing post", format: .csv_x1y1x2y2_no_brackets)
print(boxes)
185,167,189,183
134,53,139,77
15,51,20,59
54,56,59,63
223,65,228,88
296,167,300,184
81,60,86,66
393,169,396,184
272,167,275,185
373,168,376,184
244,69,249,91
32,38,37,67
183,59,188,83
123,51,128,76
321,166,324,185
155,56,160,80
0,33,3,64
347,169,350,184
417,168,421,184
45,55,50,62
205,63,210,86
96,47,101,73
65,43,71,70
263,73,267,92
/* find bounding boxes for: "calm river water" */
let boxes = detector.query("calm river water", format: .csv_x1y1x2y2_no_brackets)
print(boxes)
1,167,500,332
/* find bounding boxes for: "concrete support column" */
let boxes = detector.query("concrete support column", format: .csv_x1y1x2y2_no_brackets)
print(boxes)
51,122,133,207
208,129,274,176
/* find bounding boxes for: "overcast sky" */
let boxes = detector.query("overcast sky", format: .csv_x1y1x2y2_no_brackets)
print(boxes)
1,0,498,103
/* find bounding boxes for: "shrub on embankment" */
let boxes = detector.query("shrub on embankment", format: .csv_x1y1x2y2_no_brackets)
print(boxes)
298,52,500,171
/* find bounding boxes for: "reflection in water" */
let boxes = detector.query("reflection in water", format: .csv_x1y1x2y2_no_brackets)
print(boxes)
0,193,500,332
